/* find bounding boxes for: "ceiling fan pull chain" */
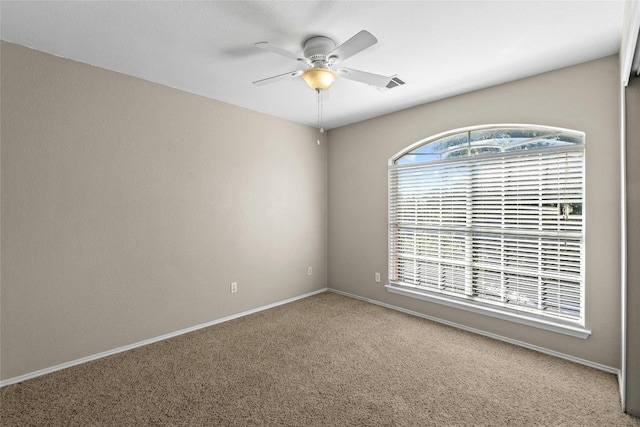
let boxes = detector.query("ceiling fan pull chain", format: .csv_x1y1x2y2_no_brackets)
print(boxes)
316,88,320,129
316,88,324,133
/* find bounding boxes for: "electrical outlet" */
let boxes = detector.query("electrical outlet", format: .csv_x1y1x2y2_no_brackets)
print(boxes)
308,266,313,276
375,272,381,283
231,282,238,293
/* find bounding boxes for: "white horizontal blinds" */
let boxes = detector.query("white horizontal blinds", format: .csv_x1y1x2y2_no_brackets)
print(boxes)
390,160,473,296
471,149,583,319
389,126,584,322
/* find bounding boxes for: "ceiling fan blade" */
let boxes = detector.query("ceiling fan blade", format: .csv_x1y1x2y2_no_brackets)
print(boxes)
328,30,377,62
253,69,303,86
254,42,306,62
337,68,392,88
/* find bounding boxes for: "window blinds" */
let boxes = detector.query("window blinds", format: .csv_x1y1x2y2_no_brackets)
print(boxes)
389,146,584,322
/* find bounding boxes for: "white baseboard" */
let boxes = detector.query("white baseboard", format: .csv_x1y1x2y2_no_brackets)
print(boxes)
0,287,328,388
328,288,620,376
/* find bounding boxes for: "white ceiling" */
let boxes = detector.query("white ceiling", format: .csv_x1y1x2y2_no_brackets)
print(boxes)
0,1,626,130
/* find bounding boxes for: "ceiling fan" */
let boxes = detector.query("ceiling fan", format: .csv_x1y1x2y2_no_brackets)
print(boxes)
252,30,395,91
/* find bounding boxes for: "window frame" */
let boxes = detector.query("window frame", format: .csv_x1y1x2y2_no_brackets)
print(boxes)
387,124,590,339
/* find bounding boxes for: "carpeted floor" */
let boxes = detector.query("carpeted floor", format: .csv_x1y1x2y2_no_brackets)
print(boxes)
1,291,638,426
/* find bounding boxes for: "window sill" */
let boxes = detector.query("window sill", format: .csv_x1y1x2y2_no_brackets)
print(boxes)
385,284,591,339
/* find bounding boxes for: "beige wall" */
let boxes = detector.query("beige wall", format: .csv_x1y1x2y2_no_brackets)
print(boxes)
625,74,640,416
328,55,622,368
0,42,328,380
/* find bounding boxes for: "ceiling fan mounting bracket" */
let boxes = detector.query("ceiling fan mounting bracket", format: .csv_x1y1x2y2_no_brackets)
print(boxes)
303,36,336,63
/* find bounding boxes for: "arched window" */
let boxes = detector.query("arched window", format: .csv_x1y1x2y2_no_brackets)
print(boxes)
388,125,587,337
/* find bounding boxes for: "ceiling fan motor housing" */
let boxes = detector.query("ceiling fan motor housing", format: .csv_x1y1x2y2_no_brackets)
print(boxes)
303,36,336,67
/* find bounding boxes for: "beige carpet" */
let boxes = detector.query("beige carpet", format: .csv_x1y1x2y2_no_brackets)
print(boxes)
1,291,638,426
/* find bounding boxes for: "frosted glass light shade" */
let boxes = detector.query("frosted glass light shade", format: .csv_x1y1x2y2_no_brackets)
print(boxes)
302,68,337,90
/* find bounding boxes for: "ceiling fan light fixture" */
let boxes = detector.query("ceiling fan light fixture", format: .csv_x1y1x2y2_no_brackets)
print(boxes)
302,67,337,90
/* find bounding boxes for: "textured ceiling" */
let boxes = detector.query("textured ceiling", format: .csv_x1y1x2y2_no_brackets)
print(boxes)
0,1,626,129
